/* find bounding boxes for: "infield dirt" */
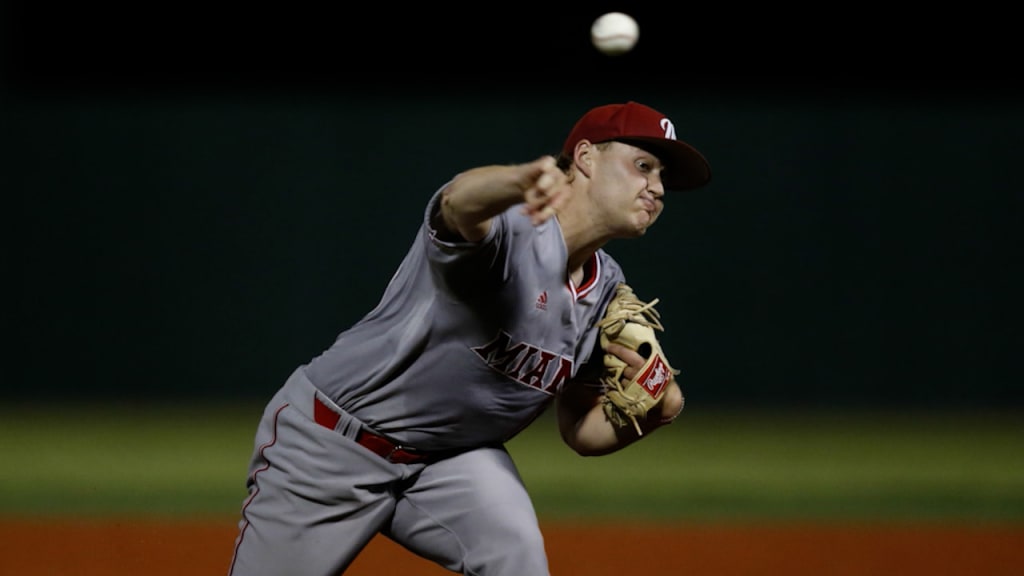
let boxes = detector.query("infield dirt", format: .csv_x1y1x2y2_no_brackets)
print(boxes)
1,518,1022,575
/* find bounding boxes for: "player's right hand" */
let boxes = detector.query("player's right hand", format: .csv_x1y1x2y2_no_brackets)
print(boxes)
521,156,571,225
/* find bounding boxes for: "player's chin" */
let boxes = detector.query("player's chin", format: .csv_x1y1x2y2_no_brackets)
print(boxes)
613,209,658,238
623,224,652,238
633,210,659,234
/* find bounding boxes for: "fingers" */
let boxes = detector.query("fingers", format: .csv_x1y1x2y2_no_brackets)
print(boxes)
521,156,569,225
604,343,646,379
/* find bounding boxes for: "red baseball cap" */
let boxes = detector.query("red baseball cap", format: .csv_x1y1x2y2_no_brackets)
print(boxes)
562,101,712,191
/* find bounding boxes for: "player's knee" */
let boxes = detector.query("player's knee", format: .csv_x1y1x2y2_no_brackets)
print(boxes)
463,526,548,575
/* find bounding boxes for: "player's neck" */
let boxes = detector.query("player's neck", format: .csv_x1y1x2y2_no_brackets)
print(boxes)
569,266,584,287
558,203,608,282
567,244,600,284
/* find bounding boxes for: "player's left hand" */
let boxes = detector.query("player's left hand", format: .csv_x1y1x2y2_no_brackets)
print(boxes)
605,340,684,426
603,342,644,378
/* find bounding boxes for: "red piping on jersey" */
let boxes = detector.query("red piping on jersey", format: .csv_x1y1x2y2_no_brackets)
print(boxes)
569,253,601,301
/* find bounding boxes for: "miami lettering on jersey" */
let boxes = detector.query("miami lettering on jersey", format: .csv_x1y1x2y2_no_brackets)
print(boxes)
471,331,574,394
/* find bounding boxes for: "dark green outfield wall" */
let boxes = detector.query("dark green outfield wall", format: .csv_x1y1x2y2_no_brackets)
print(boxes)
5,88,1022,407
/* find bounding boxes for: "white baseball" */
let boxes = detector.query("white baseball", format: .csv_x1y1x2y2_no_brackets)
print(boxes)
590,12,639,56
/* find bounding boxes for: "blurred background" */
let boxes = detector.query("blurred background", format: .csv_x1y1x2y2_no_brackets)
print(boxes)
4,2,1020,410
2,4,1023,574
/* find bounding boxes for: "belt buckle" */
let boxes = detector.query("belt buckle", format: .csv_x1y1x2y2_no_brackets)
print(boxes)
387,444,420,463
385,444,403,462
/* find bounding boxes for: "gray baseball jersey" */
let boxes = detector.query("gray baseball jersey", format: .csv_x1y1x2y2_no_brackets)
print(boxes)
229,183,628,576
303,184,625,450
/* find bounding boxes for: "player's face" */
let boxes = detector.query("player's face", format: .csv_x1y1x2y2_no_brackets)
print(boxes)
591,142,667,236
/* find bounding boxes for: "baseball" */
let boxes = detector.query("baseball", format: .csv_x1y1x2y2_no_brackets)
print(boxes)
590,12,639,56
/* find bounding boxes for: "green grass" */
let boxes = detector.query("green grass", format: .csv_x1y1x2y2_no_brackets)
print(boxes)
510,408,1024,522
0,402,258,517
1,403,1022,522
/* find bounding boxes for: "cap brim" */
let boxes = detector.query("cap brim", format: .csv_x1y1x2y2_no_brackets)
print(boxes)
618,137,712,191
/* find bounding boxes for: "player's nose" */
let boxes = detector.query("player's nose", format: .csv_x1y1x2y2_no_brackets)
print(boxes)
647,172,666,198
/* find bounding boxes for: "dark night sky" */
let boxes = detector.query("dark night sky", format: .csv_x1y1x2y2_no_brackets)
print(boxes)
4,3,1016,97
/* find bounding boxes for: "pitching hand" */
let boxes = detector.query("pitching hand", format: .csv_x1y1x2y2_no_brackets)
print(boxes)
521,155,570,225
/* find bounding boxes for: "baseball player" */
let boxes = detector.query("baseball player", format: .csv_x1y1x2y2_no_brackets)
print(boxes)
227,101,712,576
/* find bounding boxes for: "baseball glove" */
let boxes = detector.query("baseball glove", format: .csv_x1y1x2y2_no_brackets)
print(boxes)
598,283,679,436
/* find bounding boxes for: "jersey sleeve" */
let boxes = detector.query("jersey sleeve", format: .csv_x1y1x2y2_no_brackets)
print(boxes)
422,184,501,258
420,184,527,282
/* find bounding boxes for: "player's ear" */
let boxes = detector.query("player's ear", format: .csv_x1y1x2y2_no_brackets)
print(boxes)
573,139,594,179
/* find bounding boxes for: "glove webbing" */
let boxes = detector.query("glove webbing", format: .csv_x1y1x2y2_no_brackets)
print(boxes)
598,295,666,337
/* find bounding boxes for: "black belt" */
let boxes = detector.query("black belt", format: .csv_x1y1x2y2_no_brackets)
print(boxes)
313,395,440,464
